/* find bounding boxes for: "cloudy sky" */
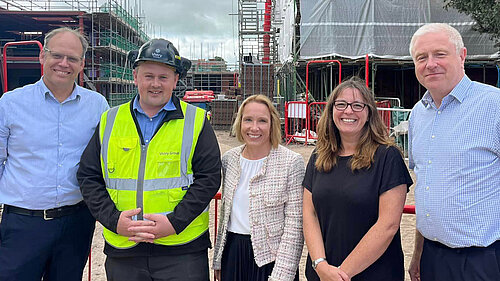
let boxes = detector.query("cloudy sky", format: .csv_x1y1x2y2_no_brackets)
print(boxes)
136,0,239,66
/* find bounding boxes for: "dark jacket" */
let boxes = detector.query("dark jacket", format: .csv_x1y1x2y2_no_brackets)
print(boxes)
77,95,221,256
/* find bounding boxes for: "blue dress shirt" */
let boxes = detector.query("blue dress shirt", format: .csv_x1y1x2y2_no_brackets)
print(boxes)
409,75,500,248
0,78,109,209
132,95,176,143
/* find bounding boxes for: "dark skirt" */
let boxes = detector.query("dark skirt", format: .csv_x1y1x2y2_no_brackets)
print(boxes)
221,232,299,281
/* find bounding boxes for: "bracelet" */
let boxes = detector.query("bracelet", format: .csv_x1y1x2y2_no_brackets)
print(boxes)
312,257,327,270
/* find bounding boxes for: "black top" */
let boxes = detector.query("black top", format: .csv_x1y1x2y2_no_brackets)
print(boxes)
303,145,412,281
77,95,222,257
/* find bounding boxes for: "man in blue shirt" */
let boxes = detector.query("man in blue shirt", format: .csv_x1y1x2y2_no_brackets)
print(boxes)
408,23,500,281
0,27,109,280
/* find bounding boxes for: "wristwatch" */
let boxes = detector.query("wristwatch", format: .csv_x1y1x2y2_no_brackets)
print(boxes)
312,257,327,270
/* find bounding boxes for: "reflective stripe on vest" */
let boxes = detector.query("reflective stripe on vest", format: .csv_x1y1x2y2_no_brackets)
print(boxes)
99,101,208,249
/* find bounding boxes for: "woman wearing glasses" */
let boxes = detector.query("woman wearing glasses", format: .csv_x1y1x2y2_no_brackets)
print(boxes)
303,77,412,281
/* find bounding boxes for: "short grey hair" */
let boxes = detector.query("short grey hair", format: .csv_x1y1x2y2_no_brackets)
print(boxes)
409,23,464,57
44,27,89,58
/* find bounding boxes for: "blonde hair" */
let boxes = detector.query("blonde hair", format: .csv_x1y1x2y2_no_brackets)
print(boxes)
315,77,394,172
233,94,281,148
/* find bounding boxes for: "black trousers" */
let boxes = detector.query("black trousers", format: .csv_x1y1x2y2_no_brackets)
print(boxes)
0,204,95,281
105,249,209,281
221,232,299,281
421,238,500,281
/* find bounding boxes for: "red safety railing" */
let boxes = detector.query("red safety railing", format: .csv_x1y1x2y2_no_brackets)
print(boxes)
376,100,392,133
404,205,416,214
365,54,370,88
2,40,43,93
307,102,327,141
284,101,308,144
304,60,342,145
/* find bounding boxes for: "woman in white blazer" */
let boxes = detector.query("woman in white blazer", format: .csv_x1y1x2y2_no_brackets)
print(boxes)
213,94,305,281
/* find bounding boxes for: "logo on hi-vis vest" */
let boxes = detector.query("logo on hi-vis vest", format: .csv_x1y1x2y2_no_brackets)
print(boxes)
108,167,115,173
159,152,179,156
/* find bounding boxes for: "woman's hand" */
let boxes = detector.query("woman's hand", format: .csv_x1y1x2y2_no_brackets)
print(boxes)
316,262,350,281
214,269,221,281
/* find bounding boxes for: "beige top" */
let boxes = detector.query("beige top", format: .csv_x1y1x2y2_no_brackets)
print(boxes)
213,144,305,281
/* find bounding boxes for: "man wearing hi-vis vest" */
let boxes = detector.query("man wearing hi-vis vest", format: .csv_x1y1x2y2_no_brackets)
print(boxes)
77,38,221,281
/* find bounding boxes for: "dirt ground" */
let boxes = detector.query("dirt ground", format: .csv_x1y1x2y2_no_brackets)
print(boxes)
82,130,416,281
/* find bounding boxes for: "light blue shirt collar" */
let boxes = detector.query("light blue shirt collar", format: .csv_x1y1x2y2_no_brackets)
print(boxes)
132,95,176,117
38,77,81,103
421,75,472,108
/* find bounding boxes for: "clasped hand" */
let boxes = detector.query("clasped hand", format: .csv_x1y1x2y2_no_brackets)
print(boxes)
116,208,176,243
316,262,351,281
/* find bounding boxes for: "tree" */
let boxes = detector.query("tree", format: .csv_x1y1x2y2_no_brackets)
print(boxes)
444,0,500,48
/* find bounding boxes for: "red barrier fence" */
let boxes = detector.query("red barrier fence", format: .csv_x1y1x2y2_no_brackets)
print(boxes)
2,40,43,93
284,101,308,144
307,102,327,142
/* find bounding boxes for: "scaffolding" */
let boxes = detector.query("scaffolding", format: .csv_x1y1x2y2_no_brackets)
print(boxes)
88,1,150,106
186,59,239,97
238,0,277,99
0,0,151,106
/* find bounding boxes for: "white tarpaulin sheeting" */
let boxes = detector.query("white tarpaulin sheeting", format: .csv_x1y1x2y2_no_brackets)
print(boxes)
275,0,296,63
297,0,499,61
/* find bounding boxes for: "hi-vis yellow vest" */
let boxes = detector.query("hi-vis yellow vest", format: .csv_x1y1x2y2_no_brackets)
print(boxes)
99,100,208,249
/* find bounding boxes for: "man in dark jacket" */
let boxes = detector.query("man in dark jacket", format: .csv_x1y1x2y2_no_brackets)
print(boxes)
77,38,221,281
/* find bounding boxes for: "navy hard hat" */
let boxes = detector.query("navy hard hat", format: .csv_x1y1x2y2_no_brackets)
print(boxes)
131,38,191,79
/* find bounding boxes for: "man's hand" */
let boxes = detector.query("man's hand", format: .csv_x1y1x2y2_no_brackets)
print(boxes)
116,208,155,237
127,213,176,243
409,254,421,281
409,230,424,281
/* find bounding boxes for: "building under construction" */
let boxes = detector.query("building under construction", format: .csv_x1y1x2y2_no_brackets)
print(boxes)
271,0,500,108
0,0,154,106
2,1,499,111
238,0,276,100
188,58,239,97
0,0,239,107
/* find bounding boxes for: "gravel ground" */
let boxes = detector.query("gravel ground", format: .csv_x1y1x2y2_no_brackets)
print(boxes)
82,130,416,281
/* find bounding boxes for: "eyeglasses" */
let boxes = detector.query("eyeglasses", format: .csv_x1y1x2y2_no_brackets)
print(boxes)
333,100,367,112
43,48,83,64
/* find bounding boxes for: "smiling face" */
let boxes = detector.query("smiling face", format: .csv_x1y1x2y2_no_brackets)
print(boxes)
240,101,272,152
412,31,466,104
333,88,369,142
134,61,179,117
39,31,85,91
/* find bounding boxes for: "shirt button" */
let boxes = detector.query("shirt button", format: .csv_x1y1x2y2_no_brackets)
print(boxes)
428,160,432,164
431,135,435,139
149,118,153,121
426,213,430,217
437,111,441,114
145,140,149,143
426,186,429,190
57,185,61,188
58,164,62,167
59,143,63,146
